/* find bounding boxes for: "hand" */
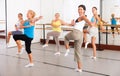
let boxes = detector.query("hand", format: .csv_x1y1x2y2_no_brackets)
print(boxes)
71,19,75,26
19,25,24,29
39,16,43,19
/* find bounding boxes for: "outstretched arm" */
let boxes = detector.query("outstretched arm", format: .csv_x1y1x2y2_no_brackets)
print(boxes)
30,16,43,26
61,19,75,26
95,15,105,30
33,16,43,22
81,16,93,27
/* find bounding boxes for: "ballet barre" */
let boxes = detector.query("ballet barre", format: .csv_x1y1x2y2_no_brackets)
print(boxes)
0,20,5,24
36,23,51,44
103,24,120,44
36,24,74,44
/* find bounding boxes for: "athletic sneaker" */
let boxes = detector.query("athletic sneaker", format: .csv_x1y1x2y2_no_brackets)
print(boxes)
85,42,89,49
6,43,10,48
42,44,48,48
19,48,24,54
16,48,24,55
25,63,34,68
64,49,70,56
90,56,97,60
54,52,61,56
75,68,82,72
16,52,20,55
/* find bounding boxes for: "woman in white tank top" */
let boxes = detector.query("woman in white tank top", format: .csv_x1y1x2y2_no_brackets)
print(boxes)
64,5,94,72
7,13,24,55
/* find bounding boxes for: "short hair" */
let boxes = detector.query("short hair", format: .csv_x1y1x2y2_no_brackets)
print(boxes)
28,10,36,18
92,7,97,10
78,5,86,11
18,13,23,16
111,13,115,17
55,13,60,15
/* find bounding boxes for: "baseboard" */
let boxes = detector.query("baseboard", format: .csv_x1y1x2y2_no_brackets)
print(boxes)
0,30,5,32
0,35,6,39
40,39,120,51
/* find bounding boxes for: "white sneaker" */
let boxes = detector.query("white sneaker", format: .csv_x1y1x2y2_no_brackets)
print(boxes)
64,49,70,56
85,42,89,49
75,68,82,72
16,48,24,55
25,63,34,68
16,52,20,55
54,52,60,56
6,43,10,48
90,56,96,60
19,48,24,54
42,44,48,48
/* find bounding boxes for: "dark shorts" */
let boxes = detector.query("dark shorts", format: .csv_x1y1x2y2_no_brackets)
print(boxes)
83,25,88,29
12,31,22,35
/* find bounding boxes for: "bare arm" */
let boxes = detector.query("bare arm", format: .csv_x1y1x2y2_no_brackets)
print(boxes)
61,19,75,26
15,20,25,29
95,15,105,30
81,16,93,27
15,25,18,30
33,16,43,22
29,16,43,26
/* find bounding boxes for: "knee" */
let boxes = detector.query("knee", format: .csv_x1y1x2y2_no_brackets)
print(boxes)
64,35,67,40
8,32,11,35
26,49,31,54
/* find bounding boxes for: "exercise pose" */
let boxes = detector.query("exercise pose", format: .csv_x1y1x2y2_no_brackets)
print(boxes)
64,5,93,72
7,13,24,54
43,13,68,55
84,7,104,59
13,10,42,67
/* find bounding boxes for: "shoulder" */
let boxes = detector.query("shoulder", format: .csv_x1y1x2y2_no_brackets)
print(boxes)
80,15,87,20
59,19,64,23
51,20,54,22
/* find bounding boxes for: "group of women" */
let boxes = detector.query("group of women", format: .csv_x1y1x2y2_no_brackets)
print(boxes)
7,4,104,72
42,5,104,72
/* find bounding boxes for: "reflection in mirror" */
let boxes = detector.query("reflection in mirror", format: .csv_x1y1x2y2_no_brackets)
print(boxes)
6,0,41,47
0,0,6,48
101,0,120,46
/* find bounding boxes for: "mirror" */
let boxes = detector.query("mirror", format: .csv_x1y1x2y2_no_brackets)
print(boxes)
101,0,120,46
0,0,6,48
6,0,41,47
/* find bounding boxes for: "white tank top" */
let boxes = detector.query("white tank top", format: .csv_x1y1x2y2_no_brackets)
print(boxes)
74,20,85,32
15,20,22,31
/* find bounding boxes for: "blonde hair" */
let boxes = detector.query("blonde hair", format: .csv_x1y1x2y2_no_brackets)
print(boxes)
111,13,115,18
28,10,36,18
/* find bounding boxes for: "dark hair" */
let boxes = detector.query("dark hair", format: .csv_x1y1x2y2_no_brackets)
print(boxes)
78,5,86,11
92,7,97,10
18,13,23,16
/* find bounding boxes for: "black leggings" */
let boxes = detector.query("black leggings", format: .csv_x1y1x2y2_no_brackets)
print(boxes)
13,34,33,54
111,27,115,34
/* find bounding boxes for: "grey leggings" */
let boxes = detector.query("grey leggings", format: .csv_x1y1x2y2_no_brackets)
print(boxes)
64,29,83,62
46,31,60,52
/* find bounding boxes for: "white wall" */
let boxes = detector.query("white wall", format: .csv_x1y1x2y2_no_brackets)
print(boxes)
102,0,120,23
40,0,100,23
0,0,5,30
63,0,100,22
6,0,100,47
40,0,64,23
0,0,5,20
7,0,41,47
